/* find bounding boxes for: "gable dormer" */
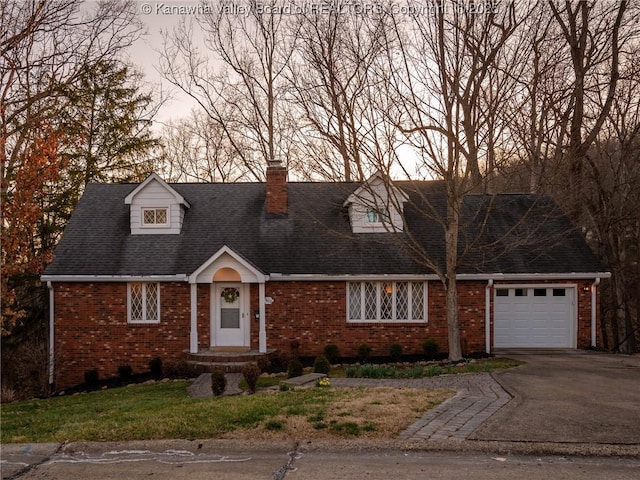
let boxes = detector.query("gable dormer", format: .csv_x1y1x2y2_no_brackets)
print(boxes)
124,173,190,235
343,173,408,233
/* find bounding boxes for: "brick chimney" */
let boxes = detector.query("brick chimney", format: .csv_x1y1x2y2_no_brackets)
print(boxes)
265,164,287,216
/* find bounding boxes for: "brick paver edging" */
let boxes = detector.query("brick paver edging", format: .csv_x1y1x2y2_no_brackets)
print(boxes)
330,373,512,441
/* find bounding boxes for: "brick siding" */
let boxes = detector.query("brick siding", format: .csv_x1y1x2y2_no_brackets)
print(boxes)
52,278,597,389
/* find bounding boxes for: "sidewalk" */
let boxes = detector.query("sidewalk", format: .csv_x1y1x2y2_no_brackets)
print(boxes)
330,374,511,441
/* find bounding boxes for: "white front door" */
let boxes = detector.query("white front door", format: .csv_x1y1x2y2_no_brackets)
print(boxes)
214,283,246,348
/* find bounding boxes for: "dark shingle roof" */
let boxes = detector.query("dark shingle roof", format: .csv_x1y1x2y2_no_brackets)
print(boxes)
43,181,604,277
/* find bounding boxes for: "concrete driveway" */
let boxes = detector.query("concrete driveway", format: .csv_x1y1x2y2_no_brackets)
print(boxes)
470,350,640,445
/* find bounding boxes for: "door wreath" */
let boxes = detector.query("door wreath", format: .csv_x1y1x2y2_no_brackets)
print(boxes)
221,287,240,304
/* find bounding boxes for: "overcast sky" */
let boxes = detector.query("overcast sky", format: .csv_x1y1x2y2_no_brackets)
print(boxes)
130,1,204,126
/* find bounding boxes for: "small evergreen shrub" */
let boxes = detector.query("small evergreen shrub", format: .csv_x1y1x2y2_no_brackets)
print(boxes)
323,344,340,364
117,365,133,380
313,355,331,374
287,358,304,378
211,369,227,396
422,339,440,360
84,369,99,386
149,357,163,379
242,363,261,394
389,343,403,362
357,343,372,364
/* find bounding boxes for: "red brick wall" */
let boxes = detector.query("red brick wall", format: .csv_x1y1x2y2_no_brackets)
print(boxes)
53,282,193,389
251,281,487,358
265,166,287,215
53,278,599,388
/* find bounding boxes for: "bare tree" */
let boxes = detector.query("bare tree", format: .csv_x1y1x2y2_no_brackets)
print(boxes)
287,2,393,181
159,0,298,179
159,110,254,183
582,57,640,354
375,2,529,361
1,0,143,198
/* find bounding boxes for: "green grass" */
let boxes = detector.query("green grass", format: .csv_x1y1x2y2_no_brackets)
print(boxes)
341,357,522,379
0,381,340,443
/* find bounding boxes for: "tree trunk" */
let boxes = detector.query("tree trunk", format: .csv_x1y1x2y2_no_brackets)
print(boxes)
445,198,463,361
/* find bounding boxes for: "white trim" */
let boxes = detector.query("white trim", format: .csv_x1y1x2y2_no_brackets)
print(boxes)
259,282,266,353
141,206,170,227
42,272,610,283
127,282,161,324
189,245,266,284
458,272,611,281
124,173,190,207
271,273,439,282
41,275,188,282
485,279,493,354
48,282,55,386
268,272,611,282
190,283,198,353
591,278,600,347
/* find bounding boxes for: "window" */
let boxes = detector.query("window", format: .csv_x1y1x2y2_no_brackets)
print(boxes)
496,289,509,297
553,288,566,297
348,281,426,322
534,288,547,297
142,208,168,226
128,283,160,323
365,208,389,224
515,288,527,297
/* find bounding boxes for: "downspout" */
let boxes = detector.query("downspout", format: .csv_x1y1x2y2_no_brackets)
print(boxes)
485,279,493,355
47,282,54,387
591,278,600,348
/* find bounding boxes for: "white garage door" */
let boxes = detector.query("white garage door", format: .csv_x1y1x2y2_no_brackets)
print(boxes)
494,286,574,348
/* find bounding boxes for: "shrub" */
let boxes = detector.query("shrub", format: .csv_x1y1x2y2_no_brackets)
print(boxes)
323,344,340,364
211,369,227,396
117,365,133,380
149,357,163,379
357,343,372,364
287,358,304,378
242,363,261,394
422,339,440,360
313,355,331,374
84,369,99,386
389,343,403,362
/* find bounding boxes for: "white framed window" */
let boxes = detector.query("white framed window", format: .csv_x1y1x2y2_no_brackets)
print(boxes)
365,208,389,224
141,207,168,226
347,281,427,322
128,283,160,323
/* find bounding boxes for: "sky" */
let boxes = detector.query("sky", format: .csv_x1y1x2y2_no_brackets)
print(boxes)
129,1,207,125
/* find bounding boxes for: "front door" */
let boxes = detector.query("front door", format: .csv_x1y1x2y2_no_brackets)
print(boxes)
214,283,246,348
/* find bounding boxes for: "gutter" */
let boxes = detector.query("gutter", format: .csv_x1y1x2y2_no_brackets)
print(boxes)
591,278,601,347
485,279,493,354
40,274,189,282
47,282,54,387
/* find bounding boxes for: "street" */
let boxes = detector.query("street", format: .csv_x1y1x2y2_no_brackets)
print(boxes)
2,442,639,480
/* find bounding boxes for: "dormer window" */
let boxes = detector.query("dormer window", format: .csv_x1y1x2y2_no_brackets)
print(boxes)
366,208,389,224
125,173,190,235
343,173,408,233
142,208,168,226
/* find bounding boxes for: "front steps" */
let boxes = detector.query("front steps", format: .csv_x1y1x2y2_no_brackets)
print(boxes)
184,349,277,373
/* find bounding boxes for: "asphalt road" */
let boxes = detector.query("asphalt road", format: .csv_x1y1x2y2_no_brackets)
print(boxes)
2,443,639,480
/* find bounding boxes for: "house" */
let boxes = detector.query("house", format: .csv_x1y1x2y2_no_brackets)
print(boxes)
42,166,609,389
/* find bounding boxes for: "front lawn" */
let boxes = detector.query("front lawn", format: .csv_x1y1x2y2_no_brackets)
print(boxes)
1,381,452,443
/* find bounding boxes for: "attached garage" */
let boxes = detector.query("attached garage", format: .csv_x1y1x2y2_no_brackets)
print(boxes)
494,286,576,348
